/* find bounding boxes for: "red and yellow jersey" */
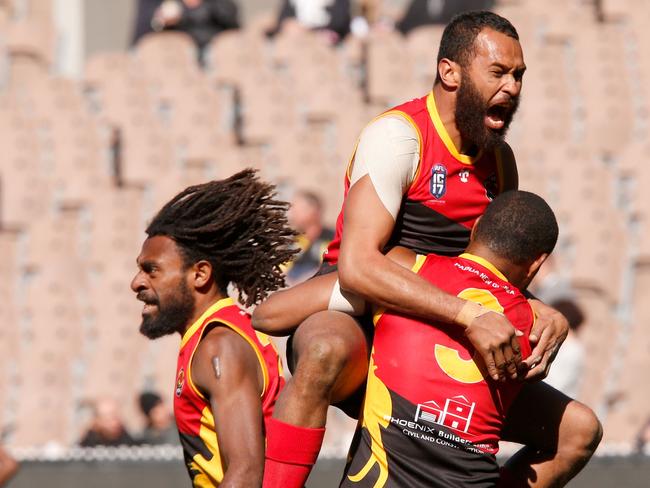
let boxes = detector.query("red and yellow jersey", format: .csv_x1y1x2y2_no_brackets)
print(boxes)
342,253,534,488
324,91,511,265
173,298,284,487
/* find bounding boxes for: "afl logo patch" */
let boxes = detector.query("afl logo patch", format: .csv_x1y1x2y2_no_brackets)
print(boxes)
176,368,185,397
430,164,447,199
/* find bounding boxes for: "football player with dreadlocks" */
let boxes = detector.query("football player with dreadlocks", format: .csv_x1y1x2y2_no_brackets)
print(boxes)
131,169,296,487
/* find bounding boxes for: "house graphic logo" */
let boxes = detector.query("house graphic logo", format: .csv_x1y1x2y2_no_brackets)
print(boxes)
414,395,476,434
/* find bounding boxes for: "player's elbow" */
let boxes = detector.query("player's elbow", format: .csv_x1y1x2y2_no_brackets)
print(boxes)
338,247,382,294
338,257,364,295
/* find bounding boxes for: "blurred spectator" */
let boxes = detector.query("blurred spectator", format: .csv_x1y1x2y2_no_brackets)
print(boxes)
286,190,334,284
396,0,495,34
635,416,650,454
267,0,351,44
0,446,18,487
544,298,586,398
132,0,239,59
79,397,137,447
137,391,179,445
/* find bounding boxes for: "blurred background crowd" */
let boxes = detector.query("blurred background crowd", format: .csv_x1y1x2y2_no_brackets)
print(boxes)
1,0,650,485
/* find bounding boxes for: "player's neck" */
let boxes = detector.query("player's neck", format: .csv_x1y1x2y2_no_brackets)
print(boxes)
181,289,228,336
464,243,527,289
432,84,477,156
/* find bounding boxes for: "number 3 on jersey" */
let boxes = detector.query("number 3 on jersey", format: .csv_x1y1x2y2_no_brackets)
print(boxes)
434,288,505,383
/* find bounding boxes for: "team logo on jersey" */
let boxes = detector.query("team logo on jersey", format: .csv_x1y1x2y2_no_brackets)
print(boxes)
176,368,185,397
430,164,447,199
459,169,470,183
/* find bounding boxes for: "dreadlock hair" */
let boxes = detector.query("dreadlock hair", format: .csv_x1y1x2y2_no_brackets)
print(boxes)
146,169,298,307
473,190,558,265
435,11,519,85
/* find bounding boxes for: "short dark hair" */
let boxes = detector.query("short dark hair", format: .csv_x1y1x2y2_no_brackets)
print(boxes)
146,169,298,306
435,11,519,84
473,190,558,265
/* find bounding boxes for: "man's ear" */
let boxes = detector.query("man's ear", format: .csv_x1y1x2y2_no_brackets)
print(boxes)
526,253,549,283
192,260,213,289
438,58,461,90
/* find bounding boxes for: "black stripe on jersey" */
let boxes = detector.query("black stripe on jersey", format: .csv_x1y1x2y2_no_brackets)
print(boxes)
388,201,471,257
180,431,214,482
341,389,499,488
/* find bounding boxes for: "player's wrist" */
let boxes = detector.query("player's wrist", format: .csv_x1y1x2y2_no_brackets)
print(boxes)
454,300,490,328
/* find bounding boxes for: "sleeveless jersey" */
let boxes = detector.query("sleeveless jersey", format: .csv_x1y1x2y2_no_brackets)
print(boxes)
174,297,284,487
324,91,509,265
341,253,534,488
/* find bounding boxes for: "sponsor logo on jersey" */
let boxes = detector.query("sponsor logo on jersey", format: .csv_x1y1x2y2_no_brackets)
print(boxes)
459,169,470,183
415,395,476,434
176,368,185,397
430,164,447,199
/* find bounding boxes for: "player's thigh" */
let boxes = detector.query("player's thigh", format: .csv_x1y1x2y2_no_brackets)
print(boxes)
291,310,370,400
501,381,573,450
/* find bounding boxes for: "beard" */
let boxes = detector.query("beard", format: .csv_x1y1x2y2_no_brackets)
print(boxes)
138,280,195,340
455,71,519,151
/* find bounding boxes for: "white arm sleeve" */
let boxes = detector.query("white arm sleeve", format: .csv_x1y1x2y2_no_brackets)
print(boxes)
349,114,420,220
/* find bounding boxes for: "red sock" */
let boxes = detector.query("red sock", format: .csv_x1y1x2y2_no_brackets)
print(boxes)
263,417,325,488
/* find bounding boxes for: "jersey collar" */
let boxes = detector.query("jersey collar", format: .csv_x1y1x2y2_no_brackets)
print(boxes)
180,297,235,348
426,91,481,166
459,253,508,282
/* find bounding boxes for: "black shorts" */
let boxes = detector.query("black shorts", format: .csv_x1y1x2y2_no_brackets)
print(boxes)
286,261,374,419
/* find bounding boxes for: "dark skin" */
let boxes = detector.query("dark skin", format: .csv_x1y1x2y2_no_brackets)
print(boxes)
255,245,600,488
254,28,603,487
131,236,264,488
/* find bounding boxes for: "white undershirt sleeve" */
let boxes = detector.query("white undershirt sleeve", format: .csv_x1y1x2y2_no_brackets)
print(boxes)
349,114,420,220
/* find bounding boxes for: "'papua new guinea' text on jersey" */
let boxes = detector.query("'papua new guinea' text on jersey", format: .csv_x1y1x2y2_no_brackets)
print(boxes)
341,253,534,488
174,298,284,487
324,91,512,265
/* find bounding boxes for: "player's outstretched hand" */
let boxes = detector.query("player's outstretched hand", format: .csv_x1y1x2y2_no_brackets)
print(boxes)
464,311,524,382
522,299,569,381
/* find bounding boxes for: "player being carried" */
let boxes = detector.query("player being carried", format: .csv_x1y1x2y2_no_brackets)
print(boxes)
132,169,296,487
255,10,602,488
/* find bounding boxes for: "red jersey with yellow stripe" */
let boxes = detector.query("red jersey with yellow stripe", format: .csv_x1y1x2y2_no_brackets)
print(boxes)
174,298,284,487
342,253,534,488
324,92,509,265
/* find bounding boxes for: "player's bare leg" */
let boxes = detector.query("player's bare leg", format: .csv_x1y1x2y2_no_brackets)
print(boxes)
263,311,370,488
499,382,602,487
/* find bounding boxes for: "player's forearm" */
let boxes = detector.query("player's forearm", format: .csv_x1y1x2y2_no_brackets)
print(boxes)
338,250,465,326
220,466,262,488
252,289,313,335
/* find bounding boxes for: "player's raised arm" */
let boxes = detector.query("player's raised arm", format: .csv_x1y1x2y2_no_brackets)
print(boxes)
338,175,523,382
191,326,266,488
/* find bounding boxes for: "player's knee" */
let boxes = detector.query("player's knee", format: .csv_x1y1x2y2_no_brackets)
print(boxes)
561,402,602,460
303,334,350,377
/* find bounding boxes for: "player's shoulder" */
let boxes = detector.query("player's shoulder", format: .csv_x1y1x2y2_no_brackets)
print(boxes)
196,322,258,367
361,111,419,141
